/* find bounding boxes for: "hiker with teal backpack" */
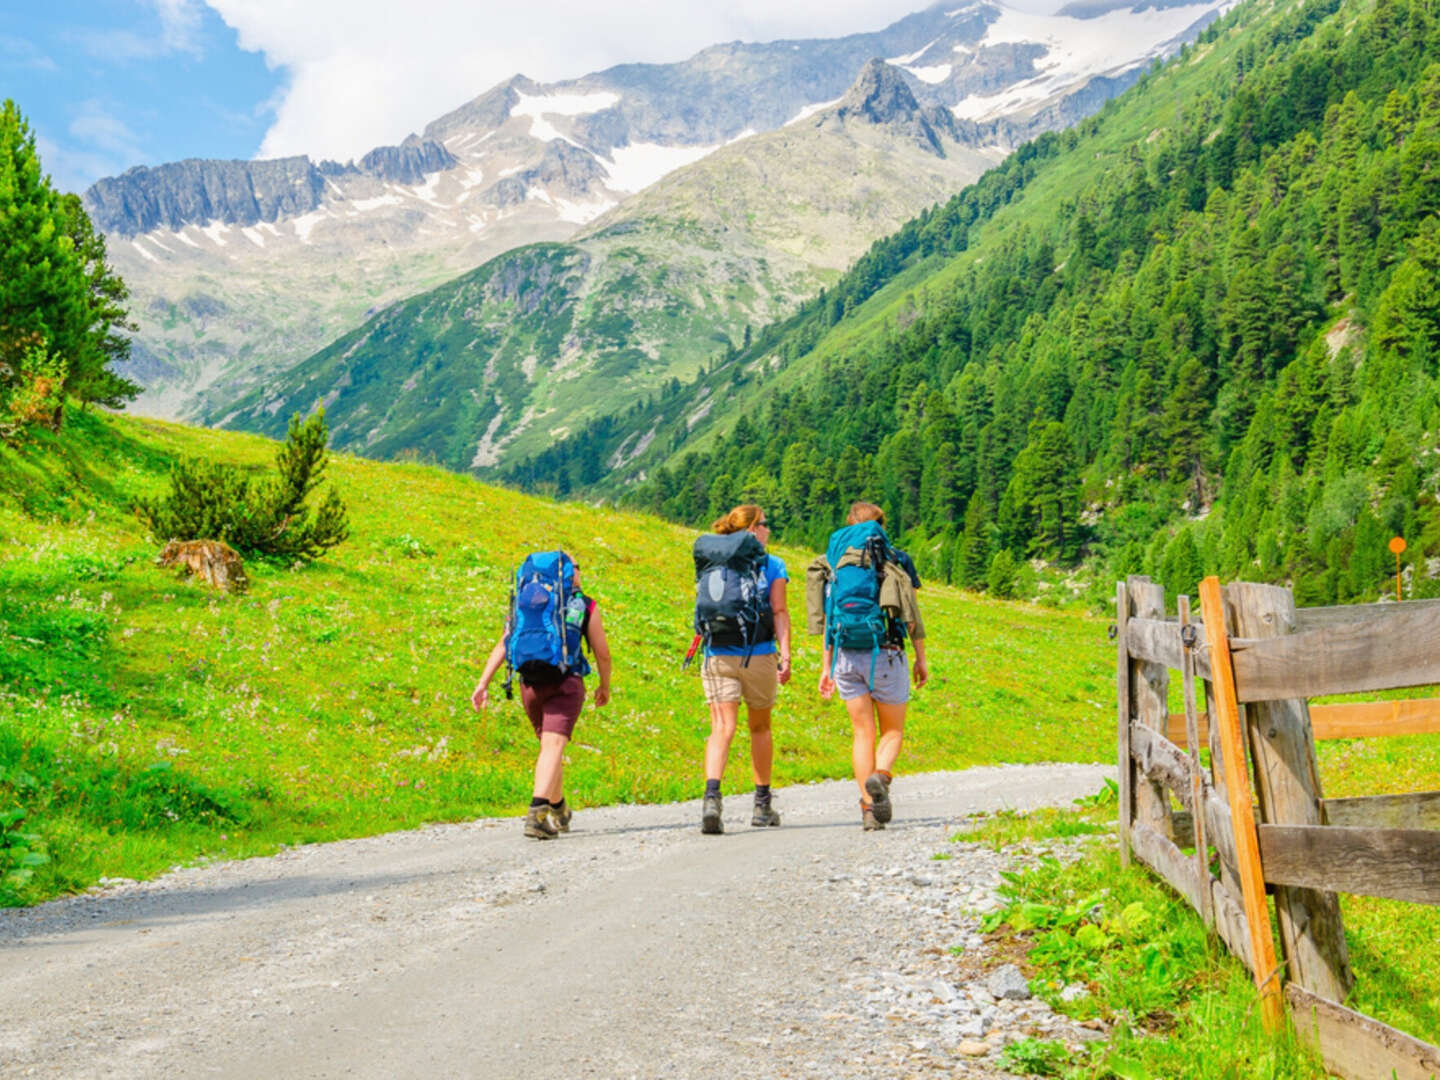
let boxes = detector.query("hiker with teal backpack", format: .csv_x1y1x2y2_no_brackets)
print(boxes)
806,501,928,830
688,504,791,834
471,551,612,839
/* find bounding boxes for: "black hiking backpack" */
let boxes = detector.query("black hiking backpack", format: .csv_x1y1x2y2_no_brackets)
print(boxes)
691,531,774,665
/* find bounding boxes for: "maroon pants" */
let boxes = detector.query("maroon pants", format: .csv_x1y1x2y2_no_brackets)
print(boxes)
520,675,585,738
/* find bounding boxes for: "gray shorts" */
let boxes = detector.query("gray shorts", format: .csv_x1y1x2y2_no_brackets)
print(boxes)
833,647,910,704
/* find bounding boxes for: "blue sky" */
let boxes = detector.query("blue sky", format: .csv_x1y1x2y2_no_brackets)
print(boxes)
4,0,282,194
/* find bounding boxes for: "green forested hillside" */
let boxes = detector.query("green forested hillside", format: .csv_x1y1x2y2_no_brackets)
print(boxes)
515,0,1440,607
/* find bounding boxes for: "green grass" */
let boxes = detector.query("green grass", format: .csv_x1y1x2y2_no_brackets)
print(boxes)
0,409,1113,905
956,808,1327,1078
954,786,1440,1066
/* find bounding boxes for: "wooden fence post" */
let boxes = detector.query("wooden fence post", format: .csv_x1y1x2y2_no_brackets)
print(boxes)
1199,576,1284,1032
1177,595,1214,928
1227,582,1354,1003
1128,577,1172,842
1117,579,1133,867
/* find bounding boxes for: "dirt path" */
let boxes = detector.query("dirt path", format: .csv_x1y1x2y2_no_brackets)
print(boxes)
0,764,1112,1079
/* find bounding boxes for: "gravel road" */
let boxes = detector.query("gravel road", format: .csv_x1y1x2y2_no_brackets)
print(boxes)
0,763,1113,1079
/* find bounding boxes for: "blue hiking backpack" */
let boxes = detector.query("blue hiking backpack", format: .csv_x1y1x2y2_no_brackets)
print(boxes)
691,531,774,666
504,550,591,697
824,521,907,684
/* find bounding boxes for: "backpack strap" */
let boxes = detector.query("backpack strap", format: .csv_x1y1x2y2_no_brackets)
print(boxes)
502,566,518,700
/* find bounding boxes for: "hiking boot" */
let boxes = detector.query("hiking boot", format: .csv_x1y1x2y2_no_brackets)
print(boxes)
524,804,558,840
701,792,724,834
864,773,893,824
861,801,885,831
550,801,572,833
751,798,781,828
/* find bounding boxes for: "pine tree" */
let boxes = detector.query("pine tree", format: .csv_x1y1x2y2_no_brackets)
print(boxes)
955,496,995,590
0,100,135,434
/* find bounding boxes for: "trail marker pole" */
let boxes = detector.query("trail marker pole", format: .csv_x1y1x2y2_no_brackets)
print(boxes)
1390,537,1406,602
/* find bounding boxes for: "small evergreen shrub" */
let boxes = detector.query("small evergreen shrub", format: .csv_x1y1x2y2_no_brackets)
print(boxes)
137,410,349,560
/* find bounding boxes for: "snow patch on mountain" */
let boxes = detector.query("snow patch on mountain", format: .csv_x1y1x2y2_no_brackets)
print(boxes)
886,39,938,65
953,0,1224,119
513,90,621,118
603,141,720,193
905,63,954,83
349,193,405,213
513,90,621,145
291,208,330,243
786,98,843,125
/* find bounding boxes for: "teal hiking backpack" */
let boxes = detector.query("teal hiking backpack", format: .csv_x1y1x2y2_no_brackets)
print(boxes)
824,521,906,686
504,550,590,697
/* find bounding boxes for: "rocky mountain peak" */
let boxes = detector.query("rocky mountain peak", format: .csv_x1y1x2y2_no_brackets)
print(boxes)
833,59,958,157
837,59,923,125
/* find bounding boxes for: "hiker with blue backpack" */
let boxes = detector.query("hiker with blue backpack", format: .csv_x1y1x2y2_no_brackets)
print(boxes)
806,502,927,831
689,504,791,834
470,551,612,840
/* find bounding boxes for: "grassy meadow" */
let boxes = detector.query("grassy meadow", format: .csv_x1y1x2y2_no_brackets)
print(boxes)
0,409,1113,905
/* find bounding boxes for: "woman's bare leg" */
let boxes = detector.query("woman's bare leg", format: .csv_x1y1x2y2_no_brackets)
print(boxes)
845,693,877,801
705,701,741,781
875,701,907,777
746,706,773,787
533,732,568,801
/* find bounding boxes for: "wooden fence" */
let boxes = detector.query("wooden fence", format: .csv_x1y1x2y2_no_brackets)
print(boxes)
1117,576,1440,1079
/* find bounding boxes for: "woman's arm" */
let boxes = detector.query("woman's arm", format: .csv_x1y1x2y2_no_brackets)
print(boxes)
585,607,613,707
770,577,792,685
909,624,929,690
818,644,835,700
470,637,508,711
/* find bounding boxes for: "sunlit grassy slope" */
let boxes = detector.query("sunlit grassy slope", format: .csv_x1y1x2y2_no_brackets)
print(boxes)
0,411,1112,903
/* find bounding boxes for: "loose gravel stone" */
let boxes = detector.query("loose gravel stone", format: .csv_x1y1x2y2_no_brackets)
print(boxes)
987,964,1032,1001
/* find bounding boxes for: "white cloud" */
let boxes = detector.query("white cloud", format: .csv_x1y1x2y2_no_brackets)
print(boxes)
36,133,126,196
154,0,207,56
69,101,148,162
202,0,1066,163
73,0,206,61
0,34,58,72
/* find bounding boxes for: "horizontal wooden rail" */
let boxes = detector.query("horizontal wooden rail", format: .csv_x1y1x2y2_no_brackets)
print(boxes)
1257,824,1440,905
1231,605,1440,702
1166,698,1440,747
1130,726,1193,806
1131,821,1206,914
1294,597,1440,630
1288,984,1440,1080
1325,791,1440,830
1124,617,1212,681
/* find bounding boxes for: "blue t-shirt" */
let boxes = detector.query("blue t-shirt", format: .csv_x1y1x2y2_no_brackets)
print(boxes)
706,554,788,657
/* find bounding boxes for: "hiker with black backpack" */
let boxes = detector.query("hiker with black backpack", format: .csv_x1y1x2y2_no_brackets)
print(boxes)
806,502,928,831
689,504,791,834
470,551,612,840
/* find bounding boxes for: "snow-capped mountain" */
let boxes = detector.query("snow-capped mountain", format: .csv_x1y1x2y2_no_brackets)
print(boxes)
89,0,1228,420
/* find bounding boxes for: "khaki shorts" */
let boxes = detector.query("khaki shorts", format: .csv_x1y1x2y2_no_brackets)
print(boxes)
701,652,779,709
